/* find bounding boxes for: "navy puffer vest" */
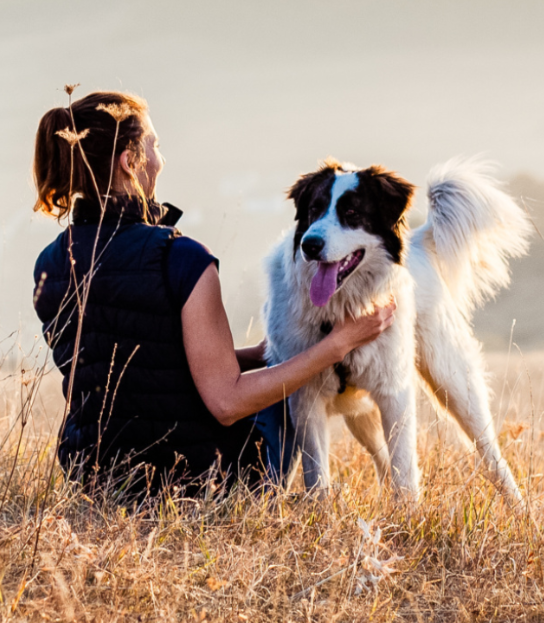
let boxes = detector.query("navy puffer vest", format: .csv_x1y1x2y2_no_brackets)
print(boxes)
33,197,261,493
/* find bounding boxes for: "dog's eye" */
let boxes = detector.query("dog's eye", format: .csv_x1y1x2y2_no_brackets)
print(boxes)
344,209,356,216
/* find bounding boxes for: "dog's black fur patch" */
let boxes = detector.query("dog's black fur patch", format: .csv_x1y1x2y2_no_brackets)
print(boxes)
321,320,348,394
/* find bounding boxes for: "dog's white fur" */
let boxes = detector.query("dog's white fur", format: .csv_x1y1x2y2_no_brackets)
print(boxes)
263,158,531,502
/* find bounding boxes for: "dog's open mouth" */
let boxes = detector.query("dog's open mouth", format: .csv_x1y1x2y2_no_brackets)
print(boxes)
310,249,365,307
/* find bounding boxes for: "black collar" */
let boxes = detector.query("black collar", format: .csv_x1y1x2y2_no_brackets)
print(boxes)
72,195,183,227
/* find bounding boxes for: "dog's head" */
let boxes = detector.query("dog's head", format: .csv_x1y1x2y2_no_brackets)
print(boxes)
288,158,415,307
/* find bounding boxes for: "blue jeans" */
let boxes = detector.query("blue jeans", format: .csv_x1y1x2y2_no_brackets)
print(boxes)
251,399,298,485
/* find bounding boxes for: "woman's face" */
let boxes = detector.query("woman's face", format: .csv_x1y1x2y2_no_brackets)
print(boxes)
135,116,165,198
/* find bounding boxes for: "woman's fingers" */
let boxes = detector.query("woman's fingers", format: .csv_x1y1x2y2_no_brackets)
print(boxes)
331,298,397,355
379,299,396,328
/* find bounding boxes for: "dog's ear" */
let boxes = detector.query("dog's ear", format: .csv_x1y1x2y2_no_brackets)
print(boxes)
367,166,415,227
288,161,340,259
289,175,313,260
287,171,319,222
362,166,415,264
288,159,341,221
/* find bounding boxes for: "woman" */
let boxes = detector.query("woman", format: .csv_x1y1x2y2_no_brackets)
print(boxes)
33,90,395,497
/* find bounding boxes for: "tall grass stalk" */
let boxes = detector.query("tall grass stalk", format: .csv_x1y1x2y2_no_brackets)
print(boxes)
29,85,133,573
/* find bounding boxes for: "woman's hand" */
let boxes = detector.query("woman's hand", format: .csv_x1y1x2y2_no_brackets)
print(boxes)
235,338,267,372
328,299,396,361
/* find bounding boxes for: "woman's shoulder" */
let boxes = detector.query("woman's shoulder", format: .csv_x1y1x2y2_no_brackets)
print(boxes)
169,235,219,269
170,235,215,257
168,235,219,307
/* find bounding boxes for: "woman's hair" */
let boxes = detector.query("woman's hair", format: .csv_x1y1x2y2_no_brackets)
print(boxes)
33,91,149,219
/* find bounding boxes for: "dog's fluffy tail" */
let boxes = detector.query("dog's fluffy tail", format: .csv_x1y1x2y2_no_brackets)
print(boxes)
425,156,532,319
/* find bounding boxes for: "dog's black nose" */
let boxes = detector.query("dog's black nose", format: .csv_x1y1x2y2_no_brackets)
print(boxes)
301,236,325,260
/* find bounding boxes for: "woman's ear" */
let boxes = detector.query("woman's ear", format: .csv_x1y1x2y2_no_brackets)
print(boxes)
118,149,134,177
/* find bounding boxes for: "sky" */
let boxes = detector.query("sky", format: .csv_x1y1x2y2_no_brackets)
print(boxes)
1,0,543,350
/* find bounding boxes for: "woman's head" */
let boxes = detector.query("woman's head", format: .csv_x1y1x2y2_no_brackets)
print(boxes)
33,90,164,219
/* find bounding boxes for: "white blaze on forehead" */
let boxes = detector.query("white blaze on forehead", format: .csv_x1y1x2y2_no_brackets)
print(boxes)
302,173,359,241
330,172,359,211
306,171,359,236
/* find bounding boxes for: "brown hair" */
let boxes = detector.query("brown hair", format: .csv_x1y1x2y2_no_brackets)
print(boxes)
33,91,149,219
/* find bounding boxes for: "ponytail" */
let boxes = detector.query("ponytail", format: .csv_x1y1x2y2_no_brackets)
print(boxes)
33,91,149,220
33,107,82,218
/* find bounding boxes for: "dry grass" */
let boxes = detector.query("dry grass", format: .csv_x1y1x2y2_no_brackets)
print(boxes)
0,351,543,622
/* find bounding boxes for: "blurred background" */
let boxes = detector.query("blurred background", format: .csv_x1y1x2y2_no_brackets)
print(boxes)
1,0,543,354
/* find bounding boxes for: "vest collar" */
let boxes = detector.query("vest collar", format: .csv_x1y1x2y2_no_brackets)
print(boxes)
72,195,183,227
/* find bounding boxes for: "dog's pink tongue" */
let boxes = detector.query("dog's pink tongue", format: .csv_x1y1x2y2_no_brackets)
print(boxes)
310,262,340,307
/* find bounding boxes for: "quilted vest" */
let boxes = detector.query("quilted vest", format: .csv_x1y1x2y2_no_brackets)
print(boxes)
33,197,261,493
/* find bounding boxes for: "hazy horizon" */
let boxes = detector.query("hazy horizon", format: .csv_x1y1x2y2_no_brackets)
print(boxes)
1,0,543,352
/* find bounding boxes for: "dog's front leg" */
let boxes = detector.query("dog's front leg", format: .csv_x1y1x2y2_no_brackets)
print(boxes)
372,386,419,500
290,386,330,493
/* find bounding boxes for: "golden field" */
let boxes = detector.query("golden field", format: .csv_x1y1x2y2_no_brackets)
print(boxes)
0,350,543,622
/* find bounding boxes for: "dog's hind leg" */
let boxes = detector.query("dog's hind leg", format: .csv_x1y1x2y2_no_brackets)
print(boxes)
338,389,390,485
290,387,331,493
418,324,522,503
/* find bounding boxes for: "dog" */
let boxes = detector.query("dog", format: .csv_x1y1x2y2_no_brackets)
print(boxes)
263,157,531,502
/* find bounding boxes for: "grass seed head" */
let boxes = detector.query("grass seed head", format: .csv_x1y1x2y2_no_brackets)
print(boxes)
64,83,80,96
56,127,90,147
96,102,137,123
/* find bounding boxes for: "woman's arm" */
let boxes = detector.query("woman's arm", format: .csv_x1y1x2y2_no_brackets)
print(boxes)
182,264,394,426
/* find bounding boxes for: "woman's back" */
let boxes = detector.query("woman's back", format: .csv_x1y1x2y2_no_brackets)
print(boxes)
35,195,261,494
